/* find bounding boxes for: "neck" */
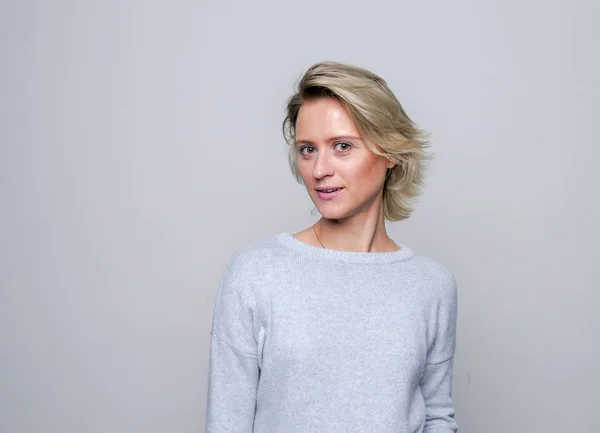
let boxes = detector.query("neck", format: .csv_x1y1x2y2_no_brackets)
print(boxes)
315,206,397,253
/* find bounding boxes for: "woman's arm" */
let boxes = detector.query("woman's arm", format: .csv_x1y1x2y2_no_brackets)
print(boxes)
420,270,459,433
206,333,259,432
205,252,262,433
421,357,457,432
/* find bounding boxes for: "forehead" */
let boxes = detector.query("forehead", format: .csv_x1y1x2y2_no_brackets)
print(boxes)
295,97,360,139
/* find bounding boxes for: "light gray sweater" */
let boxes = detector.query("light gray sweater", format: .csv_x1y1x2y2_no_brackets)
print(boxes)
205,232,458,433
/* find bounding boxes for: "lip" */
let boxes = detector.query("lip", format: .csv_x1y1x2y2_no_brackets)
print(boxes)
315,187,344,201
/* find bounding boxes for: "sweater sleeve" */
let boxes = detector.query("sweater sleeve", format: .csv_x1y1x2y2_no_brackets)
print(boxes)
205,252,262,433
421,271,459,433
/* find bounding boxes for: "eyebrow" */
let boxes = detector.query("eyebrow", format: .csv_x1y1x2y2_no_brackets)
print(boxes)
295,135,363,146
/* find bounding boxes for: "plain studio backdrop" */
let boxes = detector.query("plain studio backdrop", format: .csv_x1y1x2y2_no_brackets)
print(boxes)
1,1,599,432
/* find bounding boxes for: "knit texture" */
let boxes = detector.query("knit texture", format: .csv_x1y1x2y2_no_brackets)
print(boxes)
206,232,458,433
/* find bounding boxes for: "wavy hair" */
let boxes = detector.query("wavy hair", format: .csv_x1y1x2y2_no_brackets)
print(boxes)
282,61,431,222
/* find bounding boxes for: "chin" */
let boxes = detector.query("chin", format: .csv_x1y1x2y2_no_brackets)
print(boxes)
316,206,351,221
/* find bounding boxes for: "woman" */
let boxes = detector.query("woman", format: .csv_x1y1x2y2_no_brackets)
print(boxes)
205,61,458,433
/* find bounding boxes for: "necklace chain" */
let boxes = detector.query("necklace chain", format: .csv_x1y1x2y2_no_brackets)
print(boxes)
312,224,326,248
312,223,401,252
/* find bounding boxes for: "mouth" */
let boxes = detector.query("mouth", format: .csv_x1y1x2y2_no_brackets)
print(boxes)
315,187,344,201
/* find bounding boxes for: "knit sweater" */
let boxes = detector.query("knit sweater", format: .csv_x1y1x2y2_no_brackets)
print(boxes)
205,232,458,433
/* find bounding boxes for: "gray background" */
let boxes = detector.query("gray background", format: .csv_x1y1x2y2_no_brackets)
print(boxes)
1,0,599,432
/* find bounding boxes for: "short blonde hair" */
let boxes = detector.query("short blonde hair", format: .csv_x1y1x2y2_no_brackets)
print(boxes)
282,61,431,222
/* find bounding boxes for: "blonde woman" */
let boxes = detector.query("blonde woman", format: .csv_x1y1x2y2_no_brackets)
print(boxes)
206,61,458,433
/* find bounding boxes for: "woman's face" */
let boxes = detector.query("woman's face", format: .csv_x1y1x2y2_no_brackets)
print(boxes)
294,97,394,221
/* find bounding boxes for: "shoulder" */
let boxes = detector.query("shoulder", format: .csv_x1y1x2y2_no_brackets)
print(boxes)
224,233,287,273
215,234,286,310
406,253,457,303
218,233,289,294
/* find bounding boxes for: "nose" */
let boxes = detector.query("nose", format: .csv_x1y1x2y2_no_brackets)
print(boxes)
312,151,334,179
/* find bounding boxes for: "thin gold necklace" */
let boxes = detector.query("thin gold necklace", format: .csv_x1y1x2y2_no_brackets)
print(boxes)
312,224,401,252
312,224,326,248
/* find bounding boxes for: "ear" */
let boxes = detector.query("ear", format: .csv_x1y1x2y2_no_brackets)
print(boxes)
386,159,397,169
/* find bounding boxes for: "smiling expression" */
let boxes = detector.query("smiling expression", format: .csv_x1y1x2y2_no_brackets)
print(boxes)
294,97,394,220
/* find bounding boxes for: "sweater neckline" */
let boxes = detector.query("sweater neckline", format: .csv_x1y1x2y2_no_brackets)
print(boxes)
275,232,415,264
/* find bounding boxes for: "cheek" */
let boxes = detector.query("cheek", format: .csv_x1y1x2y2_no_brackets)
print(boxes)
297,160,313,184
349,160,383,184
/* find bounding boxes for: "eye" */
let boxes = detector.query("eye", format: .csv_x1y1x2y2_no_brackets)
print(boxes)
334,142,352,151
299,145,316,155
